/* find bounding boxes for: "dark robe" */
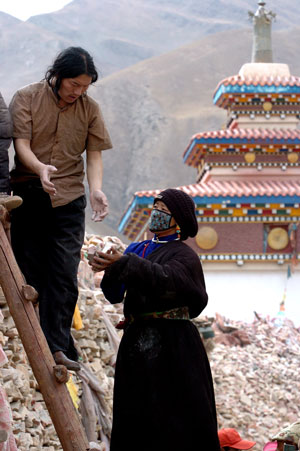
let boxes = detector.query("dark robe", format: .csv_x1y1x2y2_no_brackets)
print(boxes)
101,240,220,451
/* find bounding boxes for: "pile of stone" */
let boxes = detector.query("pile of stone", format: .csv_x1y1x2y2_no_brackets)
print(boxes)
209,314,300,450
73,287,123,448
0,234,125,450
0,291,61,450
0,281,122,450
0,233,299,450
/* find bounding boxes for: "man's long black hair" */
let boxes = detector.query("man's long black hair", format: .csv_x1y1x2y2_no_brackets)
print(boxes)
45,46,98,94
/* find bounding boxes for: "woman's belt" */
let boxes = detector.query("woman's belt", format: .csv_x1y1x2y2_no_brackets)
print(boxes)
116,306,189,330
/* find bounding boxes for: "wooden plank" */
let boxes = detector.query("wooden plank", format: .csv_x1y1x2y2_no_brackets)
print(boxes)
0,210,90,450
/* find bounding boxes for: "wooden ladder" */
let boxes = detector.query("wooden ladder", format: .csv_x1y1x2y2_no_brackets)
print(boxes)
0,205,92,450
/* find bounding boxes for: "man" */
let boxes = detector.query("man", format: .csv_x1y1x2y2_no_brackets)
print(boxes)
218,428,256,451
0,91,22,211
9,47,112,370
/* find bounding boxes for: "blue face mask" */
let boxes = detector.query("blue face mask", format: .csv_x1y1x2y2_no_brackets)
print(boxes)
149,209,173,232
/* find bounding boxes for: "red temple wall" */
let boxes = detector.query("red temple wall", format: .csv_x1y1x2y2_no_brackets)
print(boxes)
146,223,299,254
188,223,263,254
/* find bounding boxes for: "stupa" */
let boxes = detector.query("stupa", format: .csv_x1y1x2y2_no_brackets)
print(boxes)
118,1,300,322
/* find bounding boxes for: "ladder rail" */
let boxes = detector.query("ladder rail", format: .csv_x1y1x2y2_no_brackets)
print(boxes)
0,208,90,450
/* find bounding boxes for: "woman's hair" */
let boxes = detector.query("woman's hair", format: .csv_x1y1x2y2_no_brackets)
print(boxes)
45,47,98,92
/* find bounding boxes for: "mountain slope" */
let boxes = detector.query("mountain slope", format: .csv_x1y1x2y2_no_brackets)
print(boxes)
1,0,299,100
1,1,300,235
92,26,300,230
28,0,298,79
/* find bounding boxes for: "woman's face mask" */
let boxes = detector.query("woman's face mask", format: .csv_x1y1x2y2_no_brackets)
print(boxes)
149,209,173,232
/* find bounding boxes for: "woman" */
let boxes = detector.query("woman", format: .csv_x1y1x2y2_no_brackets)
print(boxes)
91,188,220,451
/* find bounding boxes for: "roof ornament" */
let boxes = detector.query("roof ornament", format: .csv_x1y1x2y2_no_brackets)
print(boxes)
248,1,276,63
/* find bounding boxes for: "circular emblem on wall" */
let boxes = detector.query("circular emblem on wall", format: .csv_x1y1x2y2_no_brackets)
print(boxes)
263,101,273,111
244,152,256,163
287,153,299,163
196,226,218,250
267,227,289,250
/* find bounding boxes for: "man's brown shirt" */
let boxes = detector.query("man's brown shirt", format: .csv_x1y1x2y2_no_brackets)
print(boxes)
9,81,112,207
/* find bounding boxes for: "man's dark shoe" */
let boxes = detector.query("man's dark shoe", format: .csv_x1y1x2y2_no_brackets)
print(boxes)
53,351,80,372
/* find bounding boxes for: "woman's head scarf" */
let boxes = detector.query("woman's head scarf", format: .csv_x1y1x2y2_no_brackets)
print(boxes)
154,188,198,240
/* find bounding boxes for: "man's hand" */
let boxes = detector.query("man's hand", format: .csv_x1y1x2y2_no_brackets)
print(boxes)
90,247,122,272
39,165,57,195
13,139,57,196
90,189,108,222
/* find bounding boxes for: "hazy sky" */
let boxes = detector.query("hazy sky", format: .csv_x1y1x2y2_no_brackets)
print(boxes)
0,0,72,21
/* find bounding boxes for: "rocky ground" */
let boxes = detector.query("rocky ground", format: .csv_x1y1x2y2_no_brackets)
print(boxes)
210,314,300,450
0,235,299,450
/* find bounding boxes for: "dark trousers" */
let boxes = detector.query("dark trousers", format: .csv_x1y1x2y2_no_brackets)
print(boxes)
0,142,10,194
10,181,86,360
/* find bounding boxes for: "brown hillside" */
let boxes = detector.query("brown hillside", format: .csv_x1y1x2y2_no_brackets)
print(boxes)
1,1,300,235
1,0,299,99
91,26,300,231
